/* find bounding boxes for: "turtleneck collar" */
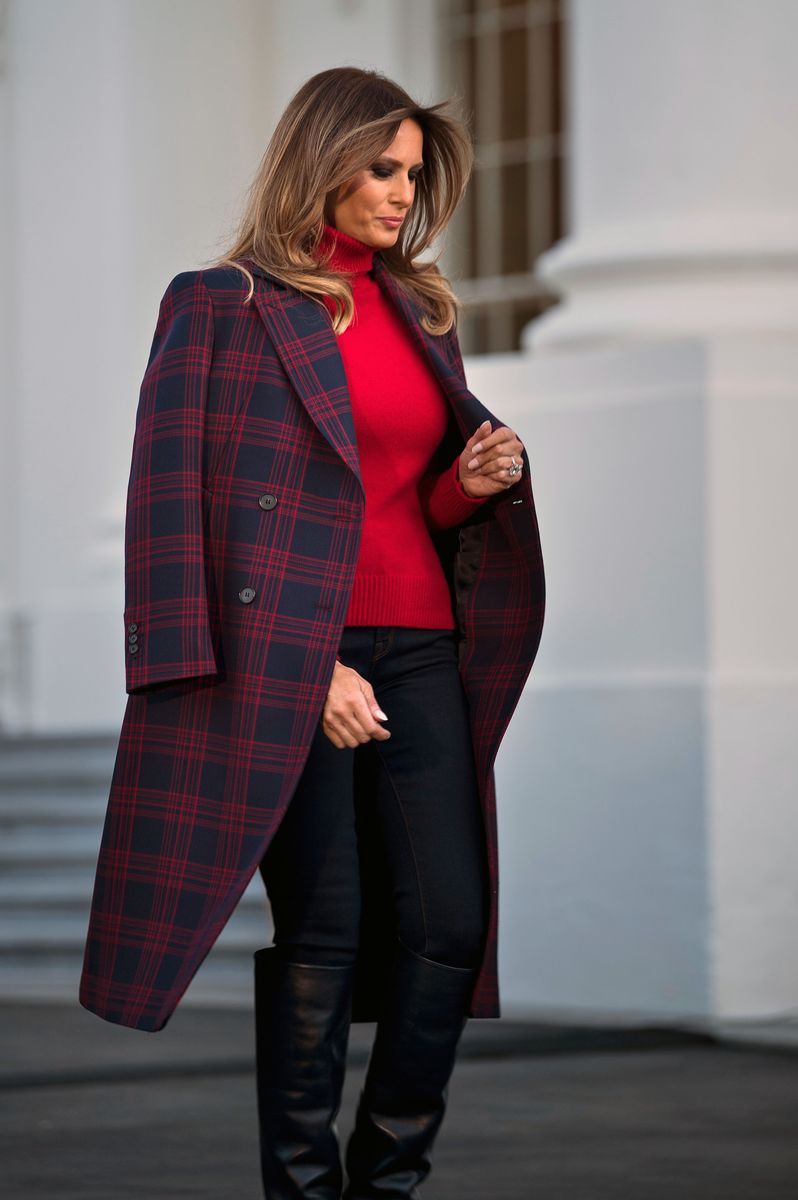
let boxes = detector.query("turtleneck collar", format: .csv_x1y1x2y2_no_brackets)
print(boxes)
318,222,375,274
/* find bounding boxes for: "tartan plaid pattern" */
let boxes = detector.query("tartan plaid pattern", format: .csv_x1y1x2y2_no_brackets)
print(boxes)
78,253,545,1031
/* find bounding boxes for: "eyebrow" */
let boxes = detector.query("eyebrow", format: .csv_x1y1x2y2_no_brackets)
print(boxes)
376,156,425,171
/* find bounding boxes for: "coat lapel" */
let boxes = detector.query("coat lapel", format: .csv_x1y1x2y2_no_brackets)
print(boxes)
244,254,488,489
249,275,364,491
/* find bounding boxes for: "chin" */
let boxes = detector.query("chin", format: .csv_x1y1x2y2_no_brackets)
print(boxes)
372,223,401,243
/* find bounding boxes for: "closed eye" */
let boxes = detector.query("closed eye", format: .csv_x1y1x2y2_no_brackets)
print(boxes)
371,164,423,183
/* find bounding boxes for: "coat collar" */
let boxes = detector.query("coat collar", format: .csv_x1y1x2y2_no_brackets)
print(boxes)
242,253,490,497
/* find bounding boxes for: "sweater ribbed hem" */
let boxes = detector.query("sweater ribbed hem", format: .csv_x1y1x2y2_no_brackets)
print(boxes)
343,574,455,629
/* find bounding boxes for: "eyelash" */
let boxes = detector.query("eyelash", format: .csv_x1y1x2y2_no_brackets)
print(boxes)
371,166,422,183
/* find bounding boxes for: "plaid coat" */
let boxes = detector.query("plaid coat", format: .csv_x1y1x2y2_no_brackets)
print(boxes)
79,252,545,1032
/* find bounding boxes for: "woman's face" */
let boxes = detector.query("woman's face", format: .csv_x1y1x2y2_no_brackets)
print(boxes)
326,117,424,249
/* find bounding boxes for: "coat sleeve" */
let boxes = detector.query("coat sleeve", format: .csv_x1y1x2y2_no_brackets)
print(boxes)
122,271,219,695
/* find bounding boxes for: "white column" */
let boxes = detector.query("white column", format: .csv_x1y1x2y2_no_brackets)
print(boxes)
529,0,798,351
492,0,798,1027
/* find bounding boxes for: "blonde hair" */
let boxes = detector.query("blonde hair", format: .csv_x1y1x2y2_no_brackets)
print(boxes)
206,66,474,337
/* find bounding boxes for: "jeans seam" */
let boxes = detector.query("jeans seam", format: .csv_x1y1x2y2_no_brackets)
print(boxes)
371,744,431,959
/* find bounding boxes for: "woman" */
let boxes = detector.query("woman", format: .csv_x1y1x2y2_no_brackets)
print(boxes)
80,66,545,1198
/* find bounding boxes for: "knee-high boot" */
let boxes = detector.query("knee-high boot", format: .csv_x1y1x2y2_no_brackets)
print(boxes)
342,938,478,1199
254,946,355,1199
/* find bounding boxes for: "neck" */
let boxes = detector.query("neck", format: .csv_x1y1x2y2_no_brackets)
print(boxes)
319,222,375,274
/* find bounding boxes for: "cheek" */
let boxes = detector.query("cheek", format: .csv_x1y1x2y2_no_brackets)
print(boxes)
336,172,372,214
354,176,386,209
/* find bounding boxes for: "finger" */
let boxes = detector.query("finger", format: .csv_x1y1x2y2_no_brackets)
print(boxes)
348,694,391,741
338,711,373,743
471,425,512,454
473,439,524,468
466,420,491,452
362,687,389,723
356,686,391,736
321,720,350,750
480,454,524,478
480,451,523,468
485,435,522,459
468,435,521,472
329,675,390,741
323,695,369,744
334,729,360,748
331,722,366,747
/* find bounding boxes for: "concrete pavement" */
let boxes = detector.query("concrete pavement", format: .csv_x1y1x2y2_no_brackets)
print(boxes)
2,1000,797,1199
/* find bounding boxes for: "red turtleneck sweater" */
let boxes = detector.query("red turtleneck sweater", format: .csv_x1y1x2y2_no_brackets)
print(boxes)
317,222,488,632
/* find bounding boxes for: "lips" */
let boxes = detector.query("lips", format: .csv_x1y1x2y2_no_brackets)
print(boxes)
378,217,403,225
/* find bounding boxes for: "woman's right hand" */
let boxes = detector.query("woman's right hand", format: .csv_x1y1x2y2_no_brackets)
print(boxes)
321,661,391,749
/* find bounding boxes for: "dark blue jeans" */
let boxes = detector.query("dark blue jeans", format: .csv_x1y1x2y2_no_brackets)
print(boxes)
258,625,490,970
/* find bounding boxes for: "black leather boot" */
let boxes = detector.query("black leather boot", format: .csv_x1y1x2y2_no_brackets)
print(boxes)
254,946,355,1199
342,938,478,1199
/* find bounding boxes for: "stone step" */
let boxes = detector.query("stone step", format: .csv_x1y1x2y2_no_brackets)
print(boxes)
0,905,272,955
0,954,256,1008
0,826,108,865
0,871,267,913
0,735,273,1009
0,792,108,825
0,735,117,789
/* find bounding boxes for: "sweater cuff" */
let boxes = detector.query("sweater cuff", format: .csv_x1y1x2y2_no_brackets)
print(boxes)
421,454,490,531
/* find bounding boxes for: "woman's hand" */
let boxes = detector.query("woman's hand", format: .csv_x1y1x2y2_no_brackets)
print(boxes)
458,420,525,499
321,661,391,749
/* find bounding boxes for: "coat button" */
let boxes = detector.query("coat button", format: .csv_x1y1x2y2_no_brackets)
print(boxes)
128,633,138,643
127,622,138,633
258,494,277,510
128,643,139,655
239,586,257,603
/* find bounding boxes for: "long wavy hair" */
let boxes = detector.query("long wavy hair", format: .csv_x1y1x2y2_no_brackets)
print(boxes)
206,66,474,337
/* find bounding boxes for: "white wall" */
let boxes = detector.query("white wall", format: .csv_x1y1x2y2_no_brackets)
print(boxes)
1,0,276,731
0,0,439,733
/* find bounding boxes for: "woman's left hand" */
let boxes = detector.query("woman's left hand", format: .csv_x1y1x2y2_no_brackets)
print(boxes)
458,420,525,499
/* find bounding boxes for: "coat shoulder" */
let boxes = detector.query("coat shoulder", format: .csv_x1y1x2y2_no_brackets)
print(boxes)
196,264,256,294
156,266,280,341
158,265,266,302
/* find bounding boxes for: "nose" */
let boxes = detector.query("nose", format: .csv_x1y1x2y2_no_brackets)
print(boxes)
391,175,415,209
